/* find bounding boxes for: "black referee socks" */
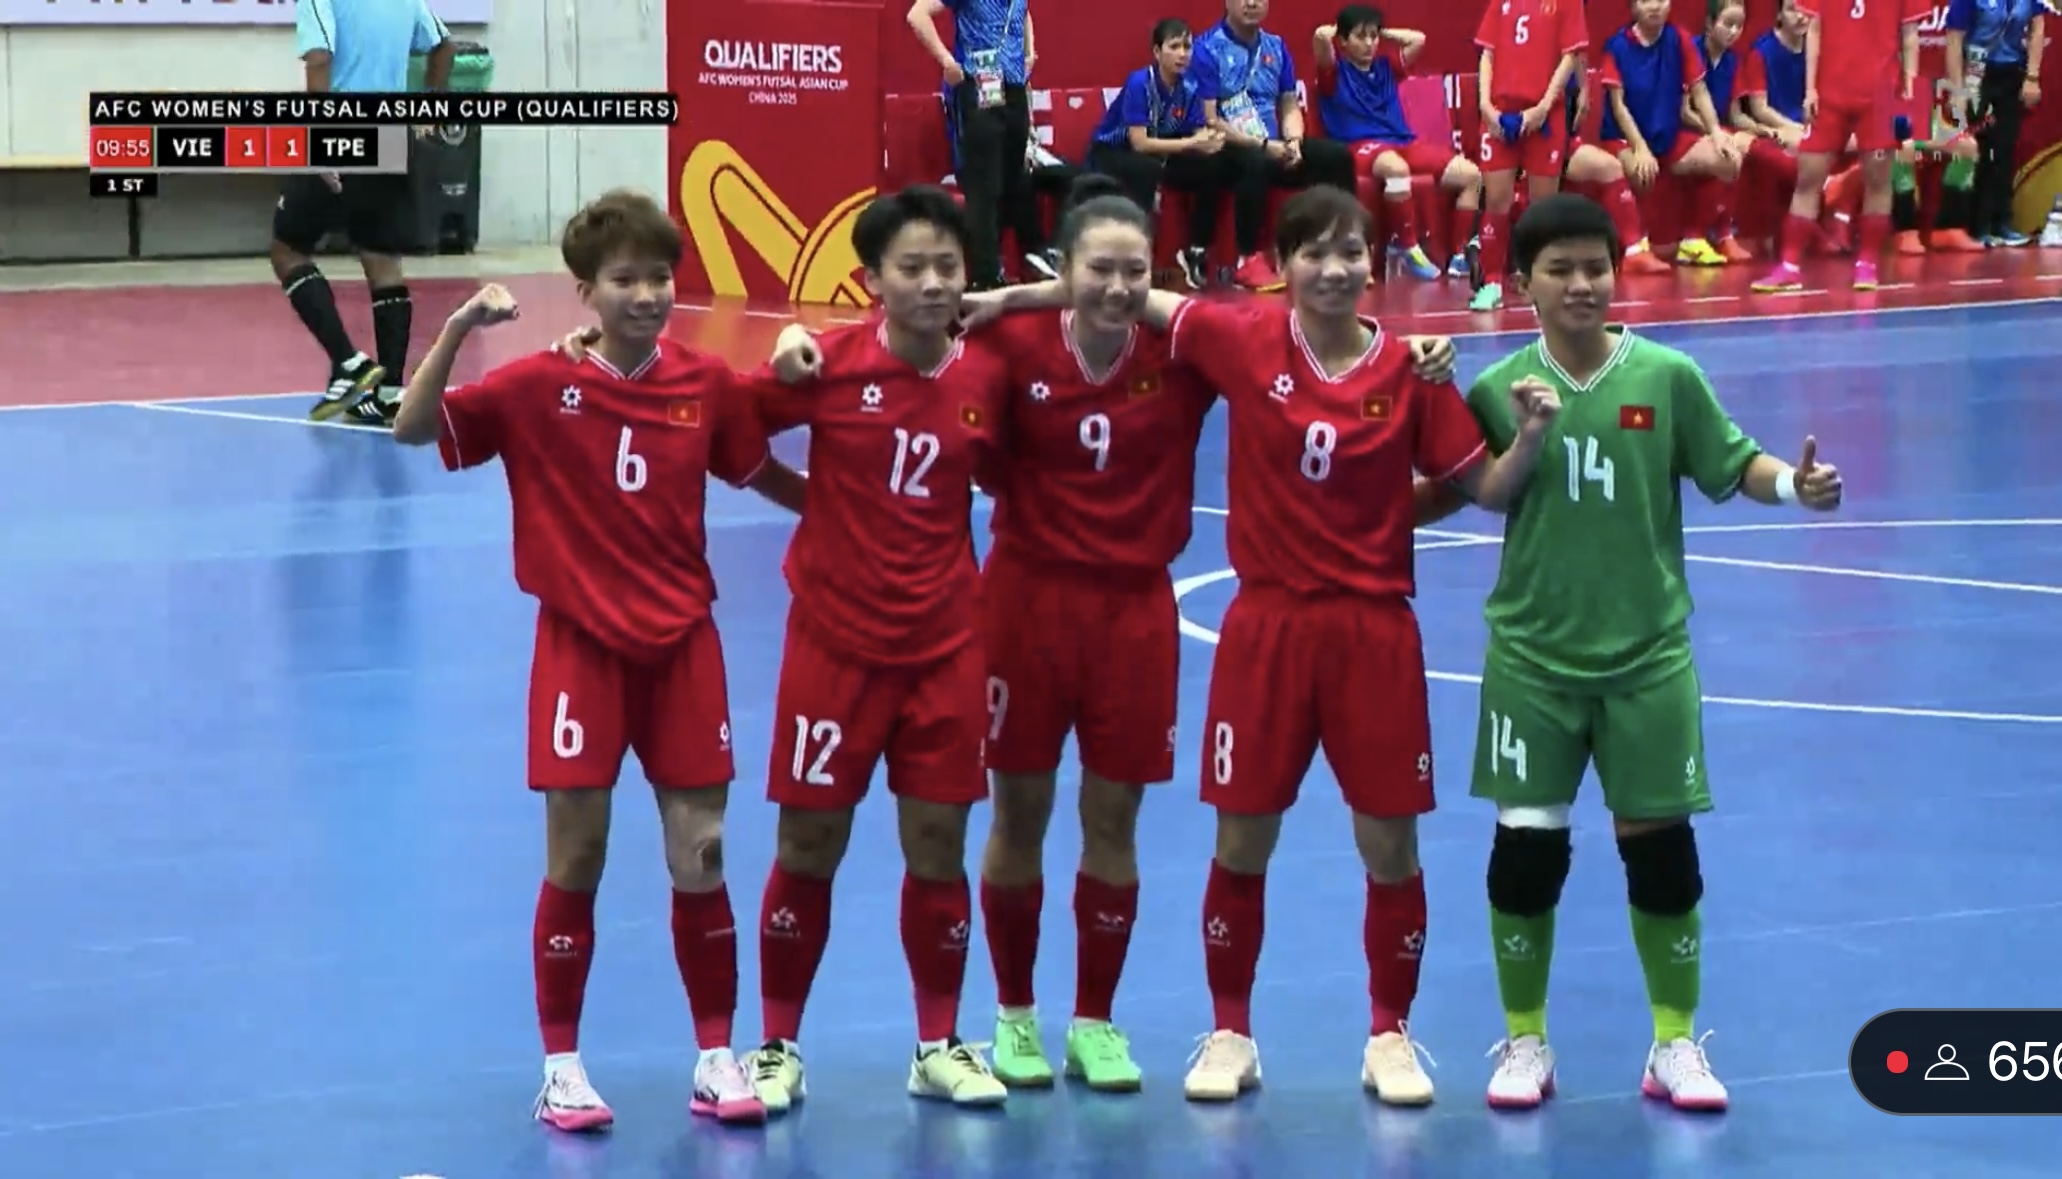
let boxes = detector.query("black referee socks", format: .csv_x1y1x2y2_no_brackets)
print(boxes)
370,284,413,388
280,263,359,369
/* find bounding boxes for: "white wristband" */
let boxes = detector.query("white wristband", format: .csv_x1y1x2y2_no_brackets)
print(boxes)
1773,466,1800,505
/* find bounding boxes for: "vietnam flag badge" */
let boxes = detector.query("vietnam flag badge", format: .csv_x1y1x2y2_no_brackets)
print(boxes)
1619,404,1654,430
667,398,702,427
1361,394,1394,420
961,404,984,428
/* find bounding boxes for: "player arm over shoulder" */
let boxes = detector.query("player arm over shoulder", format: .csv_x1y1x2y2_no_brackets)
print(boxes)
1677,363,1843,510
392,283,516,446
963,282,1459,382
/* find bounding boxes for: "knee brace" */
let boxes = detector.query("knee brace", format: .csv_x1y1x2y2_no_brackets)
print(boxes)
1617,821,1703,916
1486,813,1574,918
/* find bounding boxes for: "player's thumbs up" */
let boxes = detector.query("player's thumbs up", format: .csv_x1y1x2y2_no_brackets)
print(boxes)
1799,436,1818,473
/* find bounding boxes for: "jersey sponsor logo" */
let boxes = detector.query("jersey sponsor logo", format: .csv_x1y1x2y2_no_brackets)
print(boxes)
1619,403,1655,430
561,385,583,414
667,397,704,427
1361,393,1394,420
1269,373,1295,402
861,383,885,411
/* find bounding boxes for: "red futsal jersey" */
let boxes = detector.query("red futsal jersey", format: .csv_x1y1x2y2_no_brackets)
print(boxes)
1799,0,1926,104
438,340,770,661
1475,0,1590,107
758,321,1008,667
984,310,1217,573
1166,301,1485,599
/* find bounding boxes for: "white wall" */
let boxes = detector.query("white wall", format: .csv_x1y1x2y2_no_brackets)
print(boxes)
0,0,668,262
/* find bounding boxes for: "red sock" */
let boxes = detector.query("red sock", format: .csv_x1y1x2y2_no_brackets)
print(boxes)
671,885,738,1050
1857,212,1890,261
1698,176,1731,240
1780,213,1816,266
758,865,832,1043
902,873,973,1042
534,880,597,1055
1478,210,1511,285
979,877,1043,1010
1364,873,1428,1036
1384,181,1419,249
1202,860,1266,1036
1449,210,1475,261
1601,179,1645,249
1074,871,1139,1022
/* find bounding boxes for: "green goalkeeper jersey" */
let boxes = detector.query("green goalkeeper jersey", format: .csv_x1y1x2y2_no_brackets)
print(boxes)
1466,328,1762,692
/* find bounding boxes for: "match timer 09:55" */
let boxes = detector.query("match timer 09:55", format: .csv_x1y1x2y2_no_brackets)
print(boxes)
1850,1009,2062,1114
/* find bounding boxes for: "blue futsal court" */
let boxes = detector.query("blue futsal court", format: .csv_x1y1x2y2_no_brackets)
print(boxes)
3,298,2058,1178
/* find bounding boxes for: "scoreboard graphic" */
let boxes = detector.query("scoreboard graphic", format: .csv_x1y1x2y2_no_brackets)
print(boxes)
86,89,679,199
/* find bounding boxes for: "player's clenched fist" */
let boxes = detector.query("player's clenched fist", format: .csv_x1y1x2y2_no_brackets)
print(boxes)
1405,335,1457,383
1509,376,1562,436
455,283,520,330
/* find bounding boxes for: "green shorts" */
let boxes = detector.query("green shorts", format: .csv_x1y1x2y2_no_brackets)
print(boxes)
1468,655,1712,820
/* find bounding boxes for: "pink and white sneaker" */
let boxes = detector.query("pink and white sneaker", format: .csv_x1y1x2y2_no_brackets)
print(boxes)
1851,260,1879,290
691,1048,769,1124
1485,1035,1557,1110
1642,1032,1729,1112
534,1055,614,1133
1751,263,1803,292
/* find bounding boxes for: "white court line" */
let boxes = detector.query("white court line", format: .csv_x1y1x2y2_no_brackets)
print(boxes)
4,294,2058,415
1198,509,2062,596
1172,514,2062,724
128,402,368,431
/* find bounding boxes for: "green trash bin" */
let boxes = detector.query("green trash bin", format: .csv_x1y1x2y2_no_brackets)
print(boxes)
403,43,493,254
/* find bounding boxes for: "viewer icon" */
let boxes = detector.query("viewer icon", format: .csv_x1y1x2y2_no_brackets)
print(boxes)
1924,1044,1970,1081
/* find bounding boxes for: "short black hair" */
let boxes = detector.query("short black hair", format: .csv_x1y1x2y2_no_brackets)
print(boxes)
1335,4,1383,38
851,185,970,272
560,188,681,282
1151,16,1192,46
1055,173,1152,257
1275,184,1373,260
1510,192,1623,276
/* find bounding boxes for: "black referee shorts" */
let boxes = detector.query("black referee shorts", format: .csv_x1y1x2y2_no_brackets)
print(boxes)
273,173,413,256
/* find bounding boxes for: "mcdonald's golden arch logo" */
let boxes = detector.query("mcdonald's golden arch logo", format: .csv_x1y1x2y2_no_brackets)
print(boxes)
680,140,875,307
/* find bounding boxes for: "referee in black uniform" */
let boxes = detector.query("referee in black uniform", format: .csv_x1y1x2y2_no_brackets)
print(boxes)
282,0,453,425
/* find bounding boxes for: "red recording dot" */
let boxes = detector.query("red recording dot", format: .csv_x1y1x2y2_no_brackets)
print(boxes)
1887,1050,1910,1074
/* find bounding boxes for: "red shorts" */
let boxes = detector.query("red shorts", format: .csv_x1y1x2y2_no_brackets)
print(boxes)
1480,103,1567,176
1199,588,1434,819
1805,96,1898,155
1350,138,1456,178
528,608,735,790
981,548,1179,785
766,610,988,810
1600,129,1699,169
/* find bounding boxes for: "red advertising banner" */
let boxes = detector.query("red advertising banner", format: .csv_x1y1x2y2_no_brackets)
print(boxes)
670,1,884,305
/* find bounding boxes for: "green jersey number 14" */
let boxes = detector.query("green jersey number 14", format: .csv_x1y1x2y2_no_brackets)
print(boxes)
1563,435,1615,502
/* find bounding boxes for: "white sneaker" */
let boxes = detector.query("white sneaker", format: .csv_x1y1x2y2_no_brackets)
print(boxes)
1642,1031,1728,1111
533,1054,614,1133
908,1038,1008,1106
691,1047,768,1124
744,1039,807,1115
1183,1029,1261,1102
1485,1035,1556,1109
1360,1025,1436,1105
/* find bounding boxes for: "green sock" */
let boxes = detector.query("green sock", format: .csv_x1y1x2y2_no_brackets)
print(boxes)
1892,157,1917,195
1489,906,1555,1040
1629,906,1701,1042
